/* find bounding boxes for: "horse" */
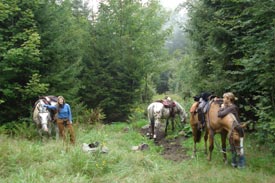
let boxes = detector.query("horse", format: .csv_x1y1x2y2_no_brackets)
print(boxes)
189,101,209,157
206,99,246,168
33,96,58,138
147,100,187,140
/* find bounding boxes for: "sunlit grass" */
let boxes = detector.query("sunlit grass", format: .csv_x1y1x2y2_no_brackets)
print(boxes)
1,121,275,183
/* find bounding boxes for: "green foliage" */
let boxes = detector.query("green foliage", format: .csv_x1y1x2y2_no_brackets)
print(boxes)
35,0,90,100
1,119,38,139
183,0,275,149
88,108,106,124
78,0,170,121
20,73,49,100
127,105,147,123
0,0,42,124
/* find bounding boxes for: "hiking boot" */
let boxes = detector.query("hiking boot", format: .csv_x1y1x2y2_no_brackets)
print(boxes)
238,155,245,169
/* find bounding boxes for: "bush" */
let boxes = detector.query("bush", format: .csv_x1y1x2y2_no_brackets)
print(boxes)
76,107,106,125
1,118,38,140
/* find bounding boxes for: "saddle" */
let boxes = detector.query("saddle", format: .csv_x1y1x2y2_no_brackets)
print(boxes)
156,99,176,117
190,102,199,113
39,95,58,105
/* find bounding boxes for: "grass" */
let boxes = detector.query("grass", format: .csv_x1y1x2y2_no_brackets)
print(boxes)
1,120,275,183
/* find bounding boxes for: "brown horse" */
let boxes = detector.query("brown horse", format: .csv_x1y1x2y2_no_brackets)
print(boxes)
206,99,246,168
190,102,209,157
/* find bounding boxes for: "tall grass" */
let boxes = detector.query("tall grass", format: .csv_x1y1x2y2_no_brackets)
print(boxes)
1,120,275,183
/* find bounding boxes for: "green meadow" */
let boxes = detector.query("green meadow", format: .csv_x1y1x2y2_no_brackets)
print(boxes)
1,120,274,183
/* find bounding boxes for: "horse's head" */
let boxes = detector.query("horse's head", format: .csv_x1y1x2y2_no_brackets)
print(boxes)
230,122,247,156
37,101,51,133
175,102,188,124
229,123,247,168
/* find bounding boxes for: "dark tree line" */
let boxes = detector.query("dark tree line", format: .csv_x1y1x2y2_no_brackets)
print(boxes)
0,0,169,124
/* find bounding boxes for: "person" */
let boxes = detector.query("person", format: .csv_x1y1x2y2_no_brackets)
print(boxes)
218,92,241,124
217,92,244,168
44,96,75,144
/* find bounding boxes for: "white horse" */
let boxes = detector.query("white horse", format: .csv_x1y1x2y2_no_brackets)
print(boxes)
147,100,188,139
33,96,58,138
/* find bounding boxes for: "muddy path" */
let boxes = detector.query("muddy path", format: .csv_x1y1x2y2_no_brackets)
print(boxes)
140,124,190,162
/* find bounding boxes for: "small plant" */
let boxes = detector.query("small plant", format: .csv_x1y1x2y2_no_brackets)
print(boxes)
89,107,106,124
127,106,147,123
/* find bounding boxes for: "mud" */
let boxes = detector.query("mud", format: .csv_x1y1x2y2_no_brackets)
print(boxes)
140,124,190,162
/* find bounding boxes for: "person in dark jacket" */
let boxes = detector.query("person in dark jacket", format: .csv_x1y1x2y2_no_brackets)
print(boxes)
218,92,241,123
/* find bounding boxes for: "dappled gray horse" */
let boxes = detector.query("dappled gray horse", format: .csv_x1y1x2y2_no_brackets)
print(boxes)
33,97,58,138
147,101,187,140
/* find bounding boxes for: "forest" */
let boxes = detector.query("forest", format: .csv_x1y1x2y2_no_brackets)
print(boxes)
1,0,275,154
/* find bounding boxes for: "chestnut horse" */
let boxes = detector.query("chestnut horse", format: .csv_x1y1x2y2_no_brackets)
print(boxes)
190,101,209,157
206,99,246,168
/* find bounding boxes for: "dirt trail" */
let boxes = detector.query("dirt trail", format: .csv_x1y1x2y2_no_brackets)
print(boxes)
140,124,190,162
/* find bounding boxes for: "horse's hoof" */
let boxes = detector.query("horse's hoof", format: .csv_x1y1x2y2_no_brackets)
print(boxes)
231,163,237,168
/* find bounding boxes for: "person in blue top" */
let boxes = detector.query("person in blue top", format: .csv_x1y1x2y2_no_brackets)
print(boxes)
44,96,75,144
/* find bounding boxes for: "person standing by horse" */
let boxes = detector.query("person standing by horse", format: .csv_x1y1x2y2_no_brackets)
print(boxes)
217,92,245,168
44,96,75,144
218,92,241,124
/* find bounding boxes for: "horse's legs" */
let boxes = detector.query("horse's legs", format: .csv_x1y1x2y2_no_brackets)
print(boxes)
165,119,169,136
171,118,175,131
204,127,208,155
221,132,227,163
191,124,197,157
208,129,214,161
150,119,155,139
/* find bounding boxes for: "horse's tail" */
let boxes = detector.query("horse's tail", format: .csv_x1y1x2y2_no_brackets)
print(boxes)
196,129,202,143
190,111,202,143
